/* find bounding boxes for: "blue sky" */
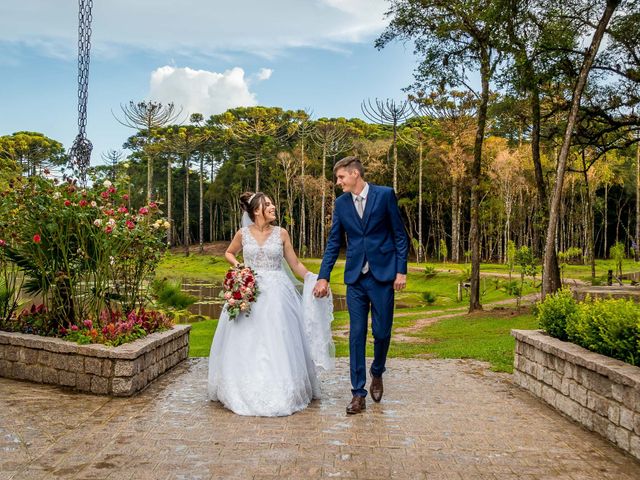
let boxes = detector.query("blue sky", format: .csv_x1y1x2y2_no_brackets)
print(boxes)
0,1,419,165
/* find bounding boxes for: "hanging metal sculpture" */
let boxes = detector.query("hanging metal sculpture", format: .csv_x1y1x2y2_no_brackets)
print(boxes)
68,0,94,185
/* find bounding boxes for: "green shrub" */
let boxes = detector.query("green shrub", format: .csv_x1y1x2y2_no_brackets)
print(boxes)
423,265,437,278
536,288,577,341
152,279,198,310
502,280,521,296
566,298,640,366
422,291,437,305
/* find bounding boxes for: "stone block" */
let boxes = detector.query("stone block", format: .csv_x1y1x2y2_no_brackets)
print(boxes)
615,426,631,451
542,368,554,386
634,413,640,436
50,352,68,370
90,375,109,395
587,391,611,417
630,435,640,459
18,347,39,364
25,364,43,382
12,362,27,380
569,381,588,407
541,385,557,406
58,371,77,387
620,406,634,431
586,372,613,399
76,373,91,392
84,357,103,375
5,345,19,362
67,355,84,373
593,414,617,443
0,359,12,377
40,366,58,384
38,350,53,367
579,407,594,430
112,377,133,396
555,394,581,421
114,360,135,377
102,359,113,376
608,404,620,425
560,378,571,396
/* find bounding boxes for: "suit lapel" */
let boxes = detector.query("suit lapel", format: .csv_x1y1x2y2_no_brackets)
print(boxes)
362,185,378,228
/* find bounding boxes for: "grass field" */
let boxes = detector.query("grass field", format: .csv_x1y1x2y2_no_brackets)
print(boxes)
160,253,636,374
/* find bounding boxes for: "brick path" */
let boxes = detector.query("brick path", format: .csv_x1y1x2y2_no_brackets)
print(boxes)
1,358,640,479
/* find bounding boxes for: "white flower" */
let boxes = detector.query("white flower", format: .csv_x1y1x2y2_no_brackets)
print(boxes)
107,218,116,227
52,192,61,199
90,201,97,208
93,219,102,227
103,180,112,188
109,256,115,266
163,221,171,230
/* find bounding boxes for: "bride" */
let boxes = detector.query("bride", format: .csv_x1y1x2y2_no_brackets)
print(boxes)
207,191,334,416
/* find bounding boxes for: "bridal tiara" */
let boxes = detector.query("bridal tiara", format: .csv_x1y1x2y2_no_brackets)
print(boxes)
248,193,258,203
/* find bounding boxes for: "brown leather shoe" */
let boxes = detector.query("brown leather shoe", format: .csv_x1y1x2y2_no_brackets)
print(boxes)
370,372,383,402
346,395,366,414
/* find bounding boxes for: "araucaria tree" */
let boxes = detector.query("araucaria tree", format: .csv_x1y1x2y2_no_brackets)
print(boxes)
377,0,506,311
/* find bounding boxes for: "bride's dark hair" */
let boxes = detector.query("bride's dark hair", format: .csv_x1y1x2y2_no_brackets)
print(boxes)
239,191,267,223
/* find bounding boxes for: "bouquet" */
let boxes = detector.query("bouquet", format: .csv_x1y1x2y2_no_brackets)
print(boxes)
219,264,259,320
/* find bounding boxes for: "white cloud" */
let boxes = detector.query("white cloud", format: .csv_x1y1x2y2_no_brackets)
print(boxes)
0,0,390,59
148,66,261,117
256,68,273,81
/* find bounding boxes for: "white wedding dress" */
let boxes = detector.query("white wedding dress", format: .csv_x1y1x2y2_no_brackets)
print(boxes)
207,226,331,416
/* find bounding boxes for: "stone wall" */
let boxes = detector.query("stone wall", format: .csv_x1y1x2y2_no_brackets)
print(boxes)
0,325,190,396
512,329,640,460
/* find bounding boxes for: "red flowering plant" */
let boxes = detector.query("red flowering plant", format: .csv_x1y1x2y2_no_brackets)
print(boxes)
0,173,172,343
219,264,259,320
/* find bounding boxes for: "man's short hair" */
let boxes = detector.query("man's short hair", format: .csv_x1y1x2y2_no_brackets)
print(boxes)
333,156,365,179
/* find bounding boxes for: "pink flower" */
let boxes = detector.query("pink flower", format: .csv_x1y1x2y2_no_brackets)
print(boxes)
118,206,128,214
70,325,79,331
126,220,135,230
78,199,88,207
224,291,232,300
64,200,72,207
0,239,5,247
148,202,158,209
33,234,41,244
104,226,113,234
228,298,236,306
83,319,93,329
101,191,110,199
138,207,149,215
103,209,114,215
122,194,129,200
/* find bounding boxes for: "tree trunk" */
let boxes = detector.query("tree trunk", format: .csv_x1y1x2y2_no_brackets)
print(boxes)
542,0,619,297
581,152,596,281
418,142,424,263
199,152,204,254
300,140,306,257
184,154,190,257
392,123,398,192
636,141,640,258
167,155,173,247
451,183,460,263
469,48,491,312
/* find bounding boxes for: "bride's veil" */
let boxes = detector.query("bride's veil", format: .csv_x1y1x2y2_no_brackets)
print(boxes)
240,210,335,371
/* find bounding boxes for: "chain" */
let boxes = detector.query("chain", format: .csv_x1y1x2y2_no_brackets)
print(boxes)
68,0,93,185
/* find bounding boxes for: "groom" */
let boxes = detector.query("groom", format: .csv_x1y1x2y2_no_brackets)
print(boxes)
314,156,408,414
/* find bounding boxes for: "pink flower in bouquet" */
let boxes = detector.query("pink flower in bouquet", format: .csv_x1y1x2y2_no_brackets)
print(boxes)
139,207,149,215
219,265,260,320
126,220,135,230
118,206,128,214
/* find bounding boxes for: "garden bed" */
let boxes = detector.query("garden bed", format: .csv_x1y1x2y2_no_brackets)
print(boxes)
0,325,190,396
512,329,640,460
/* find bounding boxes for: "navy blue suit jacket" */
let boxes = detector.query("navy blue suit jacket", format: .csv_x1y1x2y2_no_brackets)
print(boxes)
318,184,408,285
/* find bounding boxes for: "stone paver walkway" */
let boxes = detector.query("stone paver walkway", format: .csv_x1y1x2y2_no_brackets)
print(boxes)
1,358,640,479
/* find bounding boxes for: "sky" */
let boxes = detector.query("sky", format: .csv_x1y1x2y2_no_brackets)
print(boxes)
0,0,420,166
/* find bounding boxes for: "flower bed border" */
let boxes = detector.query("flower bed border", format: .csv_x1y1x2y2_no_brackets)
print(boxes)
512,329,640,460
0,325,190,396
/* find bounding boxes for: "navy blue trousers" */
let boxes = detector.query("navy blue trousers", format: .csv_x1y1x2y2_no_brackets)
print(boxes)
346,271,394,397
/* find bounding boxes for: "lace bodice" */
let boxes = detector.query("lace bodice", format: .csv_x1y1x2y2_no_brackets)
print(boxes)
242,226,283,271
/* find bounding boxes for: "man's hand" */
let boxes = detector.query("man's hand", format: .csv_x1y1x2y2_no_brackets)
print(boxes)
394,273,407,291
313,279,330,298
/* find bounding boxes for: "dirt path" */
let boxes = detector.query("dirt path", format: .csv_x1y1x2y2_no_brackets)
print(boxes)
333,292,540,343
